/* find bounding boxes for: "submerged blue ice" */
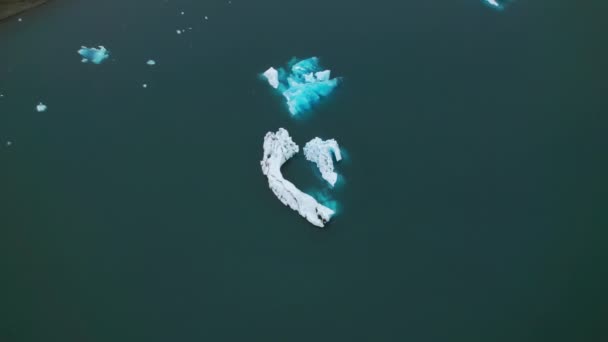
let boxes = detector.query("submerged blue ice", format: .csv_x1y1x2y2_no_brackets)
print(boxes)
262,57,340,116
78,46,110,64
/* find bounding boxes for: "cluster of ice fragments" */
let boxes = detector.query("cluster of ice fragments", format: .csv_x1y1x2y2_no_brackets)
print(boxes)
262,57,340,115
78,46,110,64
261,128,342,227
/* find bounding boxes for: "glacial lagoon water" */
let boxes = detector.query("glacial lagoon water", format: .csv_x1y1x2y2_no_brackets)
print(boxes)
1,0,606,341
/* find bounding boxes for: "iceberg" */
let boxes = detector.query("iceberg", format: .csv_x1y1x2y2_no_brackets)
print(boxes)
262,67,279,89
303,137,342,187
36,102,47,112
261,57,341,116
261,128,335,227
78,46,110,64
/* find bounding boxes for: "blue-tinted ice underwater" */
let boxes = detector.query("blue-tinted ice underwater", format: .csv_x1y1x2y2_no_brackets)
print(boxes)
78,46,110,64
262,57,341,116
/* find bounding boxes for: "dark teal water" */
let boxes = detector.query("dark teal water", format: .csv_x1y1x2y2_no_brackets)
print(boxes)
1,0,607,341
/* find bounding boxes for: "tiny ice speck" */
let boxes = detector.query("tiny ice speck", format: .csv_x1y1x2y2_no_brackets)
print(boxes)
36,102,47,112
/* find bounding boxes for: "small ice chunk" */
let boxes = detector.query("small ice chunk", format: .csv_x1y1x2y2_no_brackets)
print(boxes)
262,67,279,89
18,18,22,22
180,11,185,15
176,29,182,34
315,70,331,81
142,84,148,88
146,59,156,66
6,141,12,147
36,102,47,112
204,16,209,20
261,128,335,227
483,0,508,9
78,46,110,64
304,137,342,186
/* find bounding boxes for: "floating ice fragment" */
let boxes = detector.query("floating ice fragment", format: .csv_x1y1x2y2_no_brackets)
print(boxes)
482,0,509,10
304,137,342,187
36,102,47,112
176,29,182,34
6,141,12,147
261,128,335,227
261,57,341,115
181,11,185,15
204,16,209,20
262,67,279,89
146,59,156,66
142,84,148,88
78,46,110,64
18,18,22,22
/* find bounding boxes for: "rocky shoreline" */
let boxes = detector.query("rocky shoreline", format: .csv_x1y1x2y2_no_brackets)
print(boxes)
0,0,48,21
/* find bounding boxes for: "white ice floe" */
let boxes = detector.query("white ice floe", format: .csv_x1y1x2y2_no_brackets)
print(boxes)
146,59,156,66
176,29,182,34
261,128,335,227
36,102,47,112
303,137,342,187
262,67,280,89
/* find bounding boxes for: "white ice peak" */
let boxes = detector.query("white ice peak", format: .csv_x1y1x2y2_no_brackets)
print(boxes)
261,128,335,227
304,137,342,187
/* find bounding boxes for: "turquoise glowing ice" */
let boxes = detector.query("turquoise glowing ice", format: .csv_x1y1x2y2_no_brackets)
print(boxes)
262,57,340,115
78,46,110,64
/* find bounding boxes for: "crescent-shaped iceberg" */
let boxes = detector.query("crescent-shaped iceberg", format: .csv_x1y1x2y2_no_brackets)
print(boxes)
261,128,335,227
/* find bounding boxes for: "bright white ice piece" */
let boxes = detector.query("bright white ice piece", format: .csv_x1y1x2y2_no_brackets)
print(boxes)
303,137,342,186
262,67,280,89
261,128,335,227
